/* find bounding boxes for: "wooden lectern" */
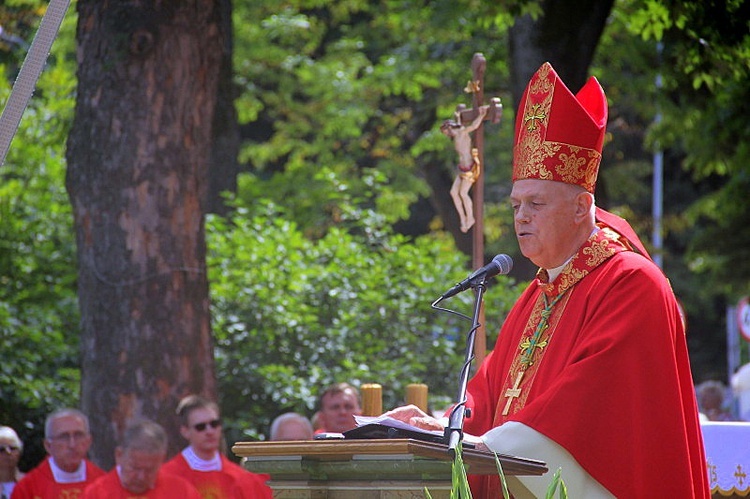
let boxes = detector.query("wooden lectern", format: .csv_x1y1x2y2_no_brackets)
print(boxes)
233,439,547,498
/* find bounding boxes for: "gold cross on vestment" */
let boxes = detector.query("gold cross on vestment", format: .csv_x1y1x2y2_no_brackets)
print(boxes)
736,465,747,487
502,370,525,416
524,103,546,132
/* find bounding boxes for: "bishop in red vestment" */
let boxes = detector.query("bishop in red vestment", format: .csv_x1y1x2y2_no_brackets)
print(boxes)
387,62,710,498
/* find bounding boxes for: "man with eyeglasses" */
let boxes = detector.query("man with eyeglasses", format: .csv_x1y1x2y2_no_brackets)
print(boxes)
83,419,200,498
11,408,105,499
161,395,272,498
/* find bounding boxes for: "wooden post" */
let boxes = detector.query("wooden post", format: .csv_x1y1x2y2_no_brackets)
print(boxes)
405,383,429,413
361,383,383,416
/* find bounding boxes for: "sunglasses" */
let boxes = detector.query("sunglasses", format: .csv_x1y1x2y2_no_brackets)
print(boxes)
193,419,221,432
0,445,20,454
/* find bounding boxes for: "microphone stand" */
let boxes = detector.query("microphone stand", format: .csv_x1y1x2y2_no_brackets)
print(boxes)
444,278,487,457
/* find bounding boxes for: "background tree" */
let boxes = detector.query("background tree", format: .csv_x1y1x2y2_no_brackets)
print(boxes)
65,1,223,467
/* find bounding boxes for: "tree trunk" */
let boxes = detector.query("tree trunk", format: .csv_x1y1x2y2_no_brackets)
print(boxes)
66,0,222,468
208,0,240,215
509,0,614,104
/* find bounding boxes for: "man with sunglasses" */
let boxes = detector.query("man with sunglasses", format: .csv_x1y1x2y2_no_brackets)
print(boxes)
11,408,105,499
162,395,272,498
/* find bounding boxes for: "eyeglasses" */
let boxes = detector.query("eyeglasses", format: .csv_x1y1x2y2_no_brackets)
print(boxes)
193,419,221,432
48,431,89,444
0,445,20,454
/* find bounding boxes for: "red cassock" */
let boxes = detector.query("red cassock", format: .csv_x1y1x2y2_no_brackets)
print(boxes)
463,226,710,498
11,457,105,499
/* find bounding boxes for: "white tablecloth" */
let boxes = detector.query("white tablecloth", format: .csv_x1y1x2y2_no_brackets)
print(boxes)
702,422,750,496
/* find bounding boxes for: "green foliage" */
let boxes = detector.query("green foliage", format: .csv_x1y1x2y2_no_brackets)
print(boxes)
591,0,750,378
231,0,513,238
0,5,80,468
207,189,520,440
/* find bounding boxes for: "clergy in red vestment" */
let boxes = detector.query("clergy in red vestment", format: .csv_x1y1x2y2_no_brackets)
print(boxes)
385,62,710,498
11,408,105,499
161,395,272,499
83,420,201,499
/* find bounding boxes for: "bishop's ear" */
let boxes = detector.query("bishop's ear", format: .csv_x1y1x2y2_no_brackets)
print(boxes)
574,191,595,222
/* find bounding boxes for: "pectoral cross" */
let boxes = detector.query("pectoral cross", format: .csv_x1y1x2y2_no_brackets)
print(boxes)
502,370,525,416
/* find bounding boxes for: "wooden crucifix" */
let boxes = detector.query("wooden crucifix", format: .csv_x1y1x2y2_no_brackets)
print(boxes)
441,52,502,364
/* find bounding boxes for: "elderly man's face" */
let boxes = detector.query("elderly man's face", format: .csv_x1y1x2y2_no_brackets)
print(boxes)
44,415,92,473
510,179,585,269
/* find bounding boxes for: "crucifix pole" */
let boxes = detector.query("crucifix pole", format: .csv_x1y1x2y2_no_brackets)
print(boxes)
469,54,486,275
453,53,502,364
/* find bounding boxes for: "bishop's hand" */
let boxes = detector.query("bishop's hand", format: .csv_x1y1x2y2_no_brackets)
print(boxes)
381,404,444,432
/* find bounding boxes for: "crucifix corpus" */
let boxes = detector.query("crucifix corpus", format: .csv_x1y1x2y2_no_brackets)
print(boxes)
440,53,501,364
440,53,501,237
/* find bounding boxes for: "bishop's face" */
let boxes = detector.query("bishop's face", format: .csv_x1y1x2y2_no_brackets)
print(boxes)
510,179,585,270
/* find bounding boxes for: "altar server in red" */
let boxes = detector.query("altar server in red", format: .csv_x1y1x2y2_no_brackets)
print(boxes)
83,420,200,499
162,395,272,499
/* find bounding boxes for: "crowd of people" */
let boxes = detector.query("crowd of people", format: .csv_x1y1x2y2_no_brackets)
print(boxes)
0,381,364,499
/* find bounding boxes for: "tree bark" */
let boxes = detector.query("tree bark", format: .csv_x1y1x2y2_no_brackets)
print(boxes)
208,0,240,215
66,0,222,468
509,0,614,105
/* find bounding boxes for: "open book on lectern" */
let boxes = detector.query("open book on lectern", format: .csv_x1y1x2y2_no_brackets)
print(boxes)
343,415,454,446
344,415,445,444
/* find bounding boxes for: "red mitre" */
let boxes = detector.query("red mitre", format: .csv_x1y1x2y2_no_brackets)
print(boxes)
512,62,607,193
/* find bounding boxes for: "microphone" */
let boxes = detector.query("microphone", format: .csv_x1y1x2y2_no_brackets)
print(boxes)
440,254,513,299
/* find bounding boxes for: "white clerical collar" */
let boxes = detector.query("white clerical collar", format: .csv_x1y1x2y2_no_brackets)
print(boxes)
545,228,600,282
49,457,86,483
182,446,222,472
545,259,569,283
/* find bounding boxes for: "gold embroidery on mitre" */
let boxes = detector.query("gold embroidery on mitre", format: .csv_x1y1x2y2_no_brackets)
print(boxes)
528,63,555,95
513,63,603,192
524,103,547,132
516,141,601,191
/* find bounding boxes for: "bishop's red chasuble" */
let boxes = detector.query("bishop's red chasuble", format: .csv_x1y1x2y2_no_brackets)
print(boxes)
463,227,709,498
